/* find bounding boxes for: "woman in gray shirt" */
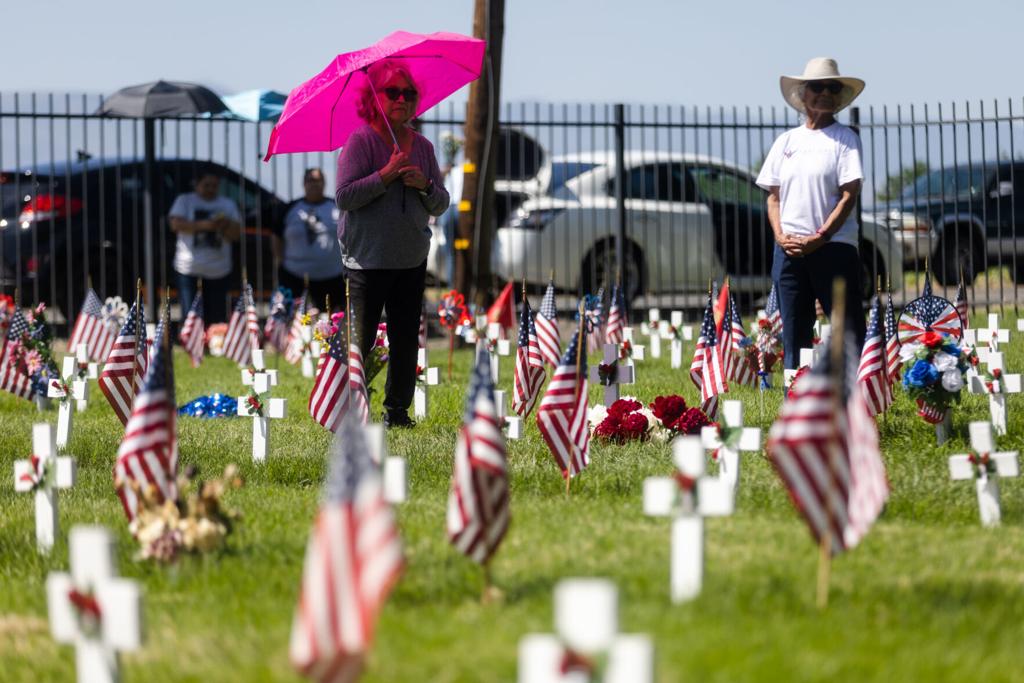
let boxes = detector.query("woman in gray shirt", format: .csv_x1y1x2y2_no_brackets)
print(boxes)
336,59,450,428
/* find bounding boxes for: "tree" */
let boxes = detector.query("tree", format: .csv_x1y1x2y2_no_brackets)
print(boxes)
455,0,505,307
875,161,929,201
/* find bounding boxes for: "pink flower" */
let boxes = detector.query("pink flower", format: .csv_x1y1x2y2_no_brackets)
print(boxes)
24,349,42,374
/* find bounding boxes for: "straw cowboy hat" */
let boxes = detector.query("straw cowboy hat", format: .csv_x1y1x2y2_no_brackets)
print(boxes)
780,58,865,114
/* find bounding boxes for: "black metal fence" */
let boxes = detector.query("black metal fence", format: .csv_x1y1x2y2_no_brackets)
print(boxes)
3,93,1024,332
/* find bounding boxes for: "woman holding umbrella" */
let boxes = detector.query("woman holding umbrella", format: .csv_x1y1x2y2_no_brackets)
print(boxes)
756,57,867,369
336,60,450,428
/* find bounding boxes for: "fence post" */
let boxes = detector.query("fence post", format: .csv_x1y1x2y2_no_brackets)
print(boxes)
142,117,157,322
849,105,868,302
613,103,629,318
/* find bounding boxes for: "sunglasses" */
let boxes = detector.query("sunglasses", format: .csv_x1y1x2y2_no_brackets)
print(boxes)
383,87,418,102
807,81,843,95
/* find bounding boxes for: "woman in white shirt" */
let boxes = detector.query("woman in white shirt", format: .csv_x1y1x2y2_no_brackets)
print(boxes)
168,169,241,323
756,58,867,368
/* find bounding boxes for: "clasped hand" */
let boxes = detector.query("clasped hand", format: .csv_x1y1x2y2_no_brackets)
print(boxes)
777,232,825,257
380,146,428,190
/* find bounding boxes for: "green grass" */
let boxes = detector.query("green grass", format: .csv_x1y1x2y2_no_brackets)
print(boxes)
2,317,1024,682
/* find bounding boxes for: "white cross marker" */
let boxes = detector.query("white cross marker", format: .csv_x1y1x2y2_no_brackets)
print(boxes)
365,423,407,504
964,313,1008,352
492,389,524,440
241,349,279,390
666,311,693,370
968,351,1021,436
949,421,1019,527
589,343,635,407
621,327,645,361
487,322,512,383
413,347,440,419
784,347,821,387
48,356,89,450
236,373,287,463
644,309,662,358
518,579,654,683
14,424,77,554
643,436,734,602
46,525,143,683
700,400,762,496
72,344,98,413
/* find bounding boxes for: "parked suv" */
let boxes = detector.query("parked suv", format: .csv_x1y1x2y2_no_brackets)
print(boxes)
491,151,902,302
878,162,1024,285
0,157,286,320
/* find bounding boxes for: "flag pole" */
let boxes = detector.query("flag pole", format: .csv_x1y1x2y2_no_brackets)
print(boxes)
817,277,847,610
131,278,142,396
567,299,586,498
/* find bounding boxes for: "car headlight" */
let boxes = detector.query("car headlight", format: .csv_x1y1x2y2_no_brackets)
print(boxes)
502,208,564,231
879,210,932,233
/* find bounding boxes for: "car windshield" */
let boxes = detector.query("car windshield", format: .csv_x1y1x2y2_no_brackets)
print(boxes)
548,161,597,193
902,167,991,200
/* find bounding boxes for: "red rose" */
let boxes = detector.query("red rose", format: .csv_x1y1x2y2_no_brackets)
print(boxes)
619,413,649,440
650,395,688,426
670,407,711,435
921,330,944,348
608,398,642,420
594,415,622,441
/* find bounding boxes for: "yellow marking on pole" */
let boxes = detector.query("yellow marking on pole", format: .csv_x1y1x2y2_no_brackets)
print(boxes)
463,161,477,174
458,199,473,212
453,238,471,251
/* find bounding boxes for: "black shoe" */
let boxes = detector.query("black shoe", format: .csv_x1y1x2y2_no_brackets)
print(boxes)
382,410,416,429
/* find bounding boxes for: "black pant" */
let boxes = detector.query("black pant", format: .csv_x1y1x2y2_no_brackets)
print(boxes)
344,261,426,415
176,272,229,325
277,267,345,313
772,242,866,369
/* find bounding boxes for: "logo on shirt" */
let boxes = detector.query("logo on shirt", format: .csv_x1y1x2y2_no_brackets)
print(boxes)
783,150,796,159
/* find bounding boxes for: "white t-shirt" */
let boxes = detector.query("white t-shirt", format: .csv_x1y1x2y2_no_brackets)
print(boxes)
755,122,863,247
169,193,241,278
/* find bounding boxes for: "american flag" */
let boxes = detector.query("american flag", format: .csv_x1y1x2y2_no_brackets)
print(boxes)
727,294,757,387
68,288,117,362
883,289,901,383
954,278,969,329
898,279,962,345
604,285,624,345
98,300,148,426
309,324,352,433
765,282,782,336
534,279,562,368
447,345,510,564
690,293,727,419
223,285,261,367
289,415,403,683
349,340,369,425
264,289,292,354
536,320,590,479
178,293,205,368
114,316,177,522
511,296,546,417
857,295,892,417
0,305,33,401
285,291,310,365
767,333,889,555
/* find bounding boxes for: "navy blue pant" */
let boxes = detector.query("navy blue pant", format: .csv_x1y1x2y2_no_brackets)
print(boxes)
176,272,229,325
772,242,866,370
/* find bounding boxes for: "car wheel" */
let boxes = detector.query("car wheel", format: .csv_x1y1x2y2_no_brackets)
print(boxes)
935,227,983,286
580,240,644,303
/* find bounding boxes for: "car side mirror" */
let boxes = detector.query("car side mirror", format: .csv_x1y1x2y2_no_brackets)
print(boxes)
991,180,1014,198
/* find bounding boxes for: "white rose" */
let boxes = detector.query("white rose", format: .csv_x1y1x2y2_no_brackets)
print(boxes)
898,343,922,363
933,352,957,372
941,369,963,392
638,407,658,432
587,404,608,429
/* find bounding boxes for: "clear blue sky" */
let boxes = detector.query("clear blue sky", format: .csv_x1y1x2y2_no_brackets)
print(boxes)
10,0,1024,108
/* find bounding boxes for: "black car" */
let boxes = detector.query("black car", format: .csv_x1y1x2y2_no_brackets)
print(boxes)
0,157,286,325
884,162,1024,285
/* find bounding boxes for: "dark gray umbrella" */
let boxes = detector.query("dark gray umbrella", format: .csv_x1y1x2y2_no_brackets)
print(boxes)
96,80,228,117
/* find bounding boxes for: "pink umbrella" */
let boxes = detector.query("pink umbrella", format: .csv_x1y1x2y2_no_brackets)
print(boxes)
263,30,485,161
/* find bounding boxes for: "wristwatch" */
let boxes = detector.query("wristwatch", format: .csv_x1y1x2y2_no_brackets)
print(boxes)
418,180,434,198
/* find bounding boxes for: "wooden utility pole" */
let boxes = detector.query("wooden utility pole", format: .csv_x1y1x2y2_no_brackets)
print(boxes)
454,0,505,306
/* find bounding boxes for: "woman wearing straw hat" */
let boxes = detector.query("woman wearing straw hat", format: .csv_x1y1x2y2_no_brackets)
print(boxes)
756,57,867,369
336,59,450,428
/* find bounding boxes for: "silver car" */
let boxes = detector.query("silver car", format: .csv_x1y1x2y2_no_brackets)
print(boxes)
486,151,902,301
